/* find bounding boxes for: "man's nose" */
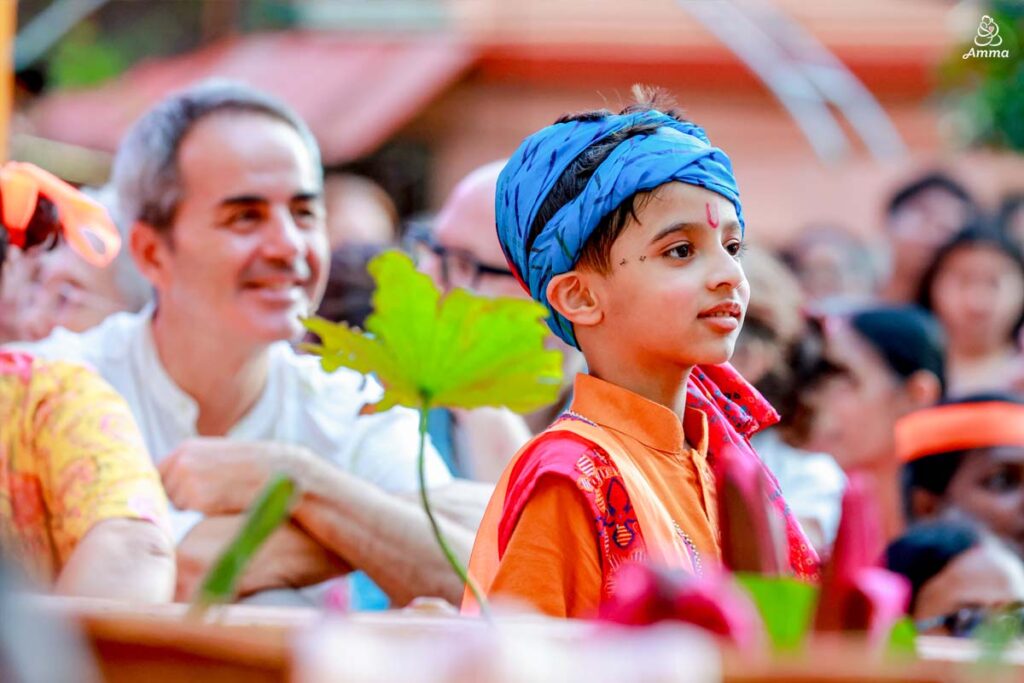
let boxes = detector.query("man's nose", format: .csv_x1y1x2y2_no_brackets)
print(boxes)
263,207,304,260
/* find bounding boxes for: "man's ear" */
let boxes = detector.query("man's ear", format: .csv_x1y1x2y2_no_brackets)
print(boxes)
546,270,603,329
905,370,942,410
129,221,171,290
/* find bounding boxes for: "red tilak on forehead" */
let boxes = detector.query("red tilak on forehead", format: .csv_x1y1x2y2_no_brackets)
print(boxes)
705,202,720,229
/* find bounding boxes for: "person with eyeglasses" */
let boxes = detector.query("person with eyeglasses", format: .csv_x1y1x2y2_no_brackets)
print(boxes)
413,161,586,483
886,519,1024,637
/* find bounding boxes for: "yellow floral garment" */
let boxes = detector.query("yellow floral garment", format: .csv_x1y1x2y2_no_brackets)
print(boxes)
0,351,170,584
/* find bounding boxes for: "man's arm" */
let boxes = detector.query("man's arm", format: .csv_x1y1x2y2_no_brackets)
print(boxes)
55,518,175,601
174,515,351,601
290,457,485,606
161,438,491,606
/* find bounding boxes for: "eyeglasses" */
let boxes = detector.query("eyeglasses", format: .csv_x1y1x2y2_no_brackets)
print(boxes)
915,603,1024,638
409,229,515,289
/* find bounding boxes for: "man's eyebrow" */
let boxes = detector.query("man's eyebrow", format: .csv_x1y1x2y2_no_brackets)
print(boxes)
649,220,742,244
218,195,267,207
217,191,322,207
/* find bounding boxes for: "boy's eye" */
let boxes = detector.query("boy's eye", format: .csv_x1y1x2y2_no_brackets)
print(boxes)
666,243,692,259
981,466,1021,493
726,240,746,258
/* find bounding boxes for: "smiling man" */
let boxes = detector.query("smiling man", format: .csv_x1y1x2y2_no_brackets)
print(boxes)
13,81,478,606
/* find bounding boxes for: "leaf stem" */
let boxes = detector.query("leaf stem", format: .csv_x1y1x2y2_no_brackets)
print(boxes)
416,404,491,620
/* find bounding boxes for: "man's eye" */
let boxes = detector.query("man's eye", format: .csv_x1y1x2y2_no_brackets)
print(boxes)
229,209,262,225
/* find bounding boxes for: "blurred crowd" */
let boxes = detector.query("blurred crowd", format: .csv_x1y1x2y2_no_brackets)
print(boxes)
1,80,1022,642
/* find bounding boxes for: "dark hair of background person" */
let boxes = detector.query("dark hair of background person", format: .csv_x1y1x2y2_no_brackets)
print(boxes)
848,304,948,395
313,243,386,330
884,171,978,220
884,518,984,613
767,316,844,445
0,194,62,276
902,392,1024,519
528,85,693,275
997,192,1024,240
915,224,1024,342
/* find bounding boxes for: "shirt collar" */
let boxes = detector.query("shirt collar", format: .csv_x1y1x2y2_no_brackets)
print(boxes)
568,373,707,455
136,305,200,429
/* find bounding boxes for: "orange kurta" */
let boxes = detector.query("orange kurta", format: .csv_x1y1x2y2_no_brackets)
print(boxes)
466,374,720,618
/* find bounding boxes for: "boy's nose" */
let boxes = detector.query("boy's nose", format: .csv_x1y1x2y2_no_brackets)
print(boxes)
706,246,744,291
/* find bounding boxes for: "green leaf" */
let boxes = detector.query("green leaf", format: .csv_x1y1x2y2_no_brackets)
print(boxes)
975,609,1023,668
193,474,297,611
735,573,819,652
303,250,563,413
886,617,918,658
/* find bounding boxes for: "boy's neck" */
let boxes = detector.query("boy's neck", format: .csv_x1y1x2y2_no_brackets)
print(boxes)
586,354,692,418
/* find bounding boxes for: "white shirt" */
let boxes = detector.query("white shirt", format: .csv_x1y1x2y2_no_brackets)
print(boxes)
12,308,452,539
753,428,846,551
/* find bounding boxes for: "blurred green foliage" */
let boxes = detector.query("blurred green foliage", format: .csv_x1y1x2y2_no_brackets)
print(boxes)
941,1,1024,151
48,21,126,89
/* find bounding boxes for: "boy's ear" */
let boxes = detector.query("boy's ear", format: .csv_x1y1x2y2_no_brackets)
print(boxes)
904,370,942,410
909,486,942,521
129,221,172,290
546,270,603,329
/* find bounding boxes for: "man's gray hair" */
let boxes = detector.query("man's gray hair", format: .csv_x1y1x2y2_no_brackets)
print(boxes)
111,79,322,233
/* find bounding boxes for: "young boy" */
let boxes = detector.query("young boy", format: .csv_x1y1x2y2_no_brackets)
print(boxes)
898,393,1024,558
464,91,818,618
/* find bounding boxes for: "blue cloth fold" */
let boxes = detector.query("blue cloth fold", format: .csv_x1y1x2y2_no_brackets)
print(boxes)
495,110,744,347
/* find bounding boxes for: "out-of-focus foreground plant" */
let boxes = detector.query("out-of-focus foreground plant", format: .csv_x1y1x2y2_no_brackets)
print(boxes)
303,250,564,617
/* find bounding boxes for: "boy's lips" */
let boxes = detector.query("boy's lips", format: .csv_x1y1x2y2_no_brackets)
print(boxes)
698,300,742,333
698,301,743,319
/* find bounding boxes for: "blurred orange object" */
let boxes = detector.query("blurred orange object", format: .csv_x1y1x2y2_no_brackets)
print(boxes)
0,162,120,267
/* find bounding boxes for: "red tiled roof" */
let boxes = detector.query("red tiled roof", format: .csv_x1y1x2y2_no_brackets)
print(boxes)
29,32,477,163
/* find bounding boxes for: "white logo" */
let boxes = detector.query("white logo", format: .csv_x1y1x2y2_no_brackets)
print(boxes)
963,15,1010,59
974,15,1003,47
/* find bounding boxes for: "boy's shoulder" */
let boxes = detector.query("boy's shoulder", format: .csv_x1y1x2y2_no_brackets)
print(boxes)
499,425,618,531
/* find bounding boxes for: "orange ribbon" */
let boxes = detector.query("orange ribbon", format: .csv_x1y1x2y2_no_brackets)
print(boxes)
895,402,1024,463
1,162,120,267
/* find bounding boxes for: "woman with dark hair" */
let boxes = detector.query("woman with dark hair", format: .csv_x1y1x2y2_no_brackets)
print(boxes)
805,304,946,539
897,393,1024,557
917,226,1024,395
885,519,1024,637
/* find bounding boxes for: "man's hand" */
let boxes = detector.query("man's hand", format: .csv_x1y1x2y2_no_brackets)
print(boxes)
159,438,314,516
175,515,350,601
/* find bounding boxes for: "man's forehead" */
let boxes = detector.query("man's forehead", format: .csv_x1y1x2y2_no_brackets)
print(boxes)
435,169,504,261
177,113,321,204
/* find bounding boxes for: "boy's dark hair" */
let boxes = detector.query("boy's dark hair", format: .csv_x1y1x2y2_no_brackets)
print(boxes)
528,85,690,274
916,224,1024,342
884,518,983,612
849,304,948,395
885,171,976,220
902,392,1024,520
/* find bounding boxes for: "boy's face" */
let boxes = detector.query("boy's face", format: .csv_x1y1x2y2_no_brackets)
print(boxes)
945,445,1024,556
584,182,748,369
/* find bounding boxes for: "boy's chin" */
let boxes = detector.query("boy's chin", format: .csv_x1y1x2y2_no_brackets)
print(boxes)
675,340,736,367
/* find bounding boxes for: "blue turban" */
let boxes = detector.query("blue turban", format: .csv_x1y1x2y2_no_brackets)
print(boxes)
495,110,744,348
